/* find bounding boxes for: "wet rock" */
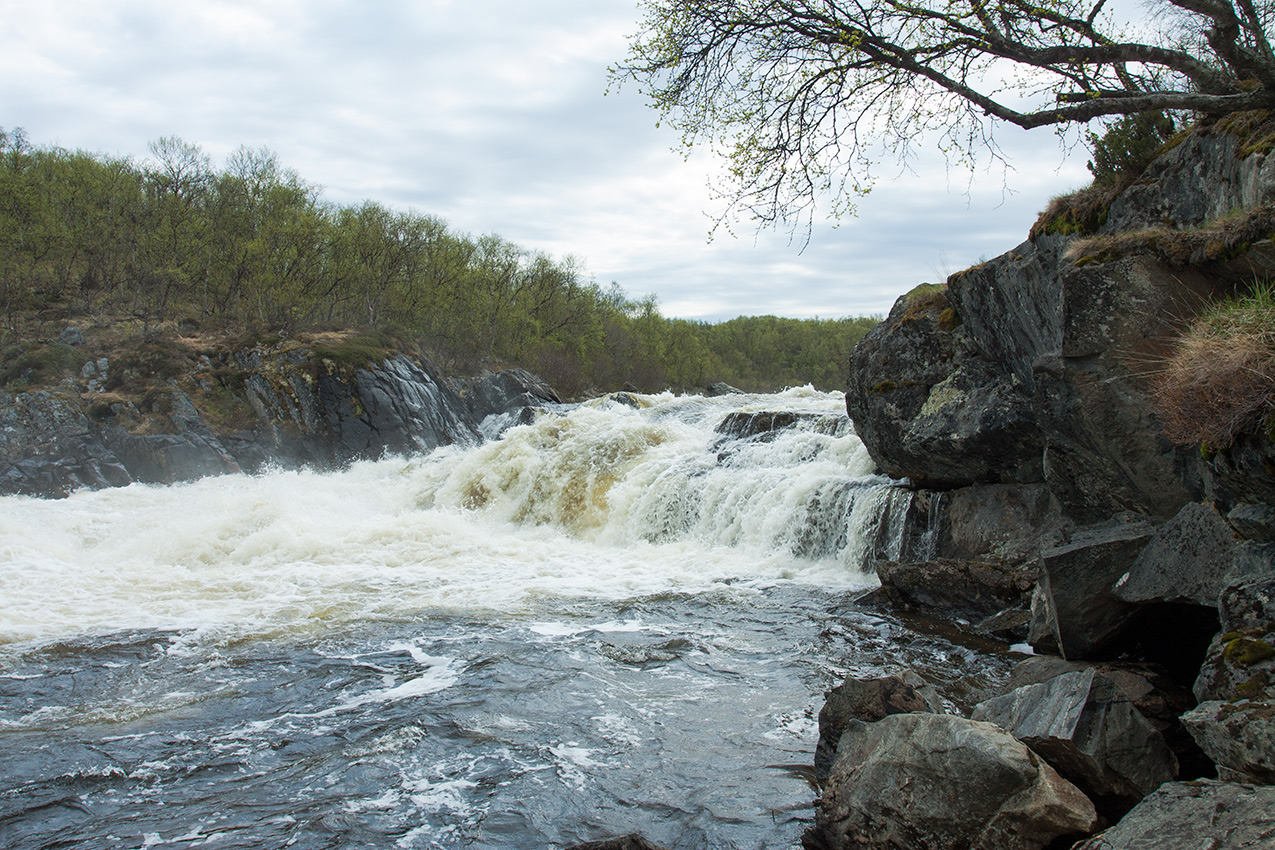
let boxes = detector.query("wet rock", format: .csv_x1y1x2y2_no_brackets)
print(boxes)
972,668,1177,818
452,368,560,422
1181,700,1275,783
703,381,743,396
1030,519,1156,658
564,834,671,850
872,558,1037,625
0,387,133,497
844,289,1043,489
804,713,1097,850
813,671,942,783
1071,779,1275,849
1113,502,1240,607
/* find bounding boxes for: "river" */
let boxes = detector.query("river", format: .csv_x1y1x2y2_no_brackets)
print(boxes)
0,388,1011,849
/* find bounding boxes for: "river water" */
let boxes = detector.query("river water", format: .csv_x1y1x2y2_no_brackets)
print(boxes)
0,388,1011,849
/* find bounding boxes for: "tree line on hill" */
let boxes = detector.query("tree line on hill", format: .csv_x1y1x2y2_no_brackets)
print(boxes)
0,128,878,396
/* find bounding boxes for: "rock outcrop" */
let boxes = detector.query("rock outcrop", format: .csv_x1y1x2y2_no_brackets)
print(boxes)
831,116,1275,850
0,345,560,498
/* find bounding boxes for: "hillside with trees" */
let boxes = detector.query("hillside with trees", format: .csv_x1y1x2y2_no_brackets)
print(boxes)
0,128,877,397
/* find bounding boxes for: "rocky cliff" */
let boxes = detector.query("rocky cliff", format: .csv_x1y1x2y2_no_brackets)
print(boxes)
815,116,1275,849
0,334,560,498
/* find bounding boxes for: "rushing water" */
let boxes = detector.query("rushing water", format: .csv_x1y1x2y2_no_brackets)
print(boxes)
0,388,1010,849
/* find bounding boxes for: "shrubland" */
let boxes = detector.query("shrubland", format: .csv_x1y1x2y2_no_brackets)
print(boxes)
0,128,877,397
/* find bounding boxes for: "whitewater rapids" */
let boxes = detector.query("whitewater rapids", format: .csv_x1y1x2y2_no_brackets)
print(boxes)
0,388,1005,849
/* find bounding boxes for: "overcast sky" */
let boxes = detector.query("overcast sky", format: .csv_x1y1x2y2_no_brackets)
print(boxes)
0,0,1093,321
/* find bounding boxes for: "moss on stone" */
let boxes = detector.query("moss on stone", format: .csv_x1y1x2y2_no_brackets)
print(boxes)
1223,636,1275,666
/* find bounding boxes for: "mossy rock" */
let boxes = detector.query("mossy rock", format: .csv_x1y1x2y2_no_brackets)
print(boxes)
1223,636,1275,667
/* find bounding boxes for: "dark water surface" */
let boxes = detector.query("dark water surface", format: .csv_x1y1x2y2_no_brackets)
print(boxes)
0,390,1013,849
1,587,1010,849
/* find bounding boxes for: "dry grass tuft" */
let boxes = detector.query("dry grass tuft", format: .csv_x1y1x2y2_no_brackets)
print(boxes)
1152,282,1275,447
1065,204,1275,267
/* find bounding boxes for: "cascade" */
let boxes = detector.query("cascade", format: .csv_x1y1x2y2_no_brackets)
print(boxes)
0,388,986,850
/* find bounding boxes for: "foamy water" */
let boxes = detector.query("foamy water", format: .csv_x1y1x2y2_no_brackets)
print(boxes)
0,388,894,648
0,388,978,850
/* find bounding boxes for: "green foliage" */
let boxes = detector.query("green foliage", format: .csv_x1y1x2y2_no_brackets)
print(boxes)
0,128,878,396
1086,112,1176,187
311,330,401,368
0,342,81,389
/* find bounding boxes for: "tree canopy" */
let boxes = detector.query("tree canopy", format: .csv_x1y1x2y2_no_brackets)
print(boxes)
0,128,879,397
612,0,1275,228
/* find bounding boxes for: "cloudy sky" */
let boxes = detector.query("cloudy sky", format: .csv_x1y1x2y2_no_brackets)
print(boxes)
1,0,1093,321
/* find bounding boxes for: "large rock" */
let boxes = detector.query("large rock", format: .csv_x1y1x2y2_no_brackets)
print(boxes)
945,235,1068,391
804,713,1097,850
972,669,1177,817
872,558,1036,625
0,386,133,497
1005,656,1210,781
1030,519,1156,658
932,483,1063,567
813,671,942,783
1194,569,1275,702
1181,700,1275,783
1071,779,1275,849
1113,502,1241,607
844,288,1043,488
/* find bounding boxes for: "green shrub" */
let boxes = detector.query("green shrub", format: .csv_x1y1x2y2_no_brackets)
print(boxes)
1087,111,1176,186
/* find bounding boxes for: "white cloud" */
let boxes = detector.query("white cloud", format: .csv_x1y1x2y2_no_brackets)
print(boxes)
0,0,1091,320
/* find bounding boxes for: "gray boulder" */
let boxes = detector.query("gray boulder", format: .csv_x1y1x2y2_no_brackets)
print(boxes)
1072,780,1275,849
813,671,942,783
1194,570,1275,703
1030,519,1156,658
1113,502,1240,607
844,288,1043,489
1181,700,1275,784
972,669,1177,817
0,387,133,497
805,713,1097,850
933,483,1063,567
872,558,1037,625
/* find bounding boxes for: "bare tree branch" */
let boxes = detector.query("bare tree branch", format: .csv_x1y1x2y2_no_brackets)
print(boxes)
612,0,1275,230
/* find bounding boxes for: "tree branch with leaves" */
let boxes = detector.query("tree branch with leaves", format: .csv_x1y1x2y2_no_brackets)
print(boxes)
611,0,1275,228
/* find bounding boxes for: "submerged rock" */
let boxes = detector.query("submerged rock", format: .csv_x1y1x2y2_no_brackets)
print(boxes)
805,713,1097,850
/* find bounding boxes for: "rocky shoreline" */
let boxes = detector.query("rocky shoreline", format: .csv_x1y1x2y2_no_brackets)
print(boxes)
1,343,559,499
805,118,1275,849
5,117,1275,850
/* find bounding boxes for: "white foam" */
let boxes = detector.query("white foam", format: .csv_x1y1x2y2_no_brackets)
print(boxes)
0,390,888,649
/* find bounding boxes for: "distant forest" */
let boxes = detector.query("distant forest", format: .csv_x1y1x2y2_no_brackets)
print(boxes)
0,128,879,396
